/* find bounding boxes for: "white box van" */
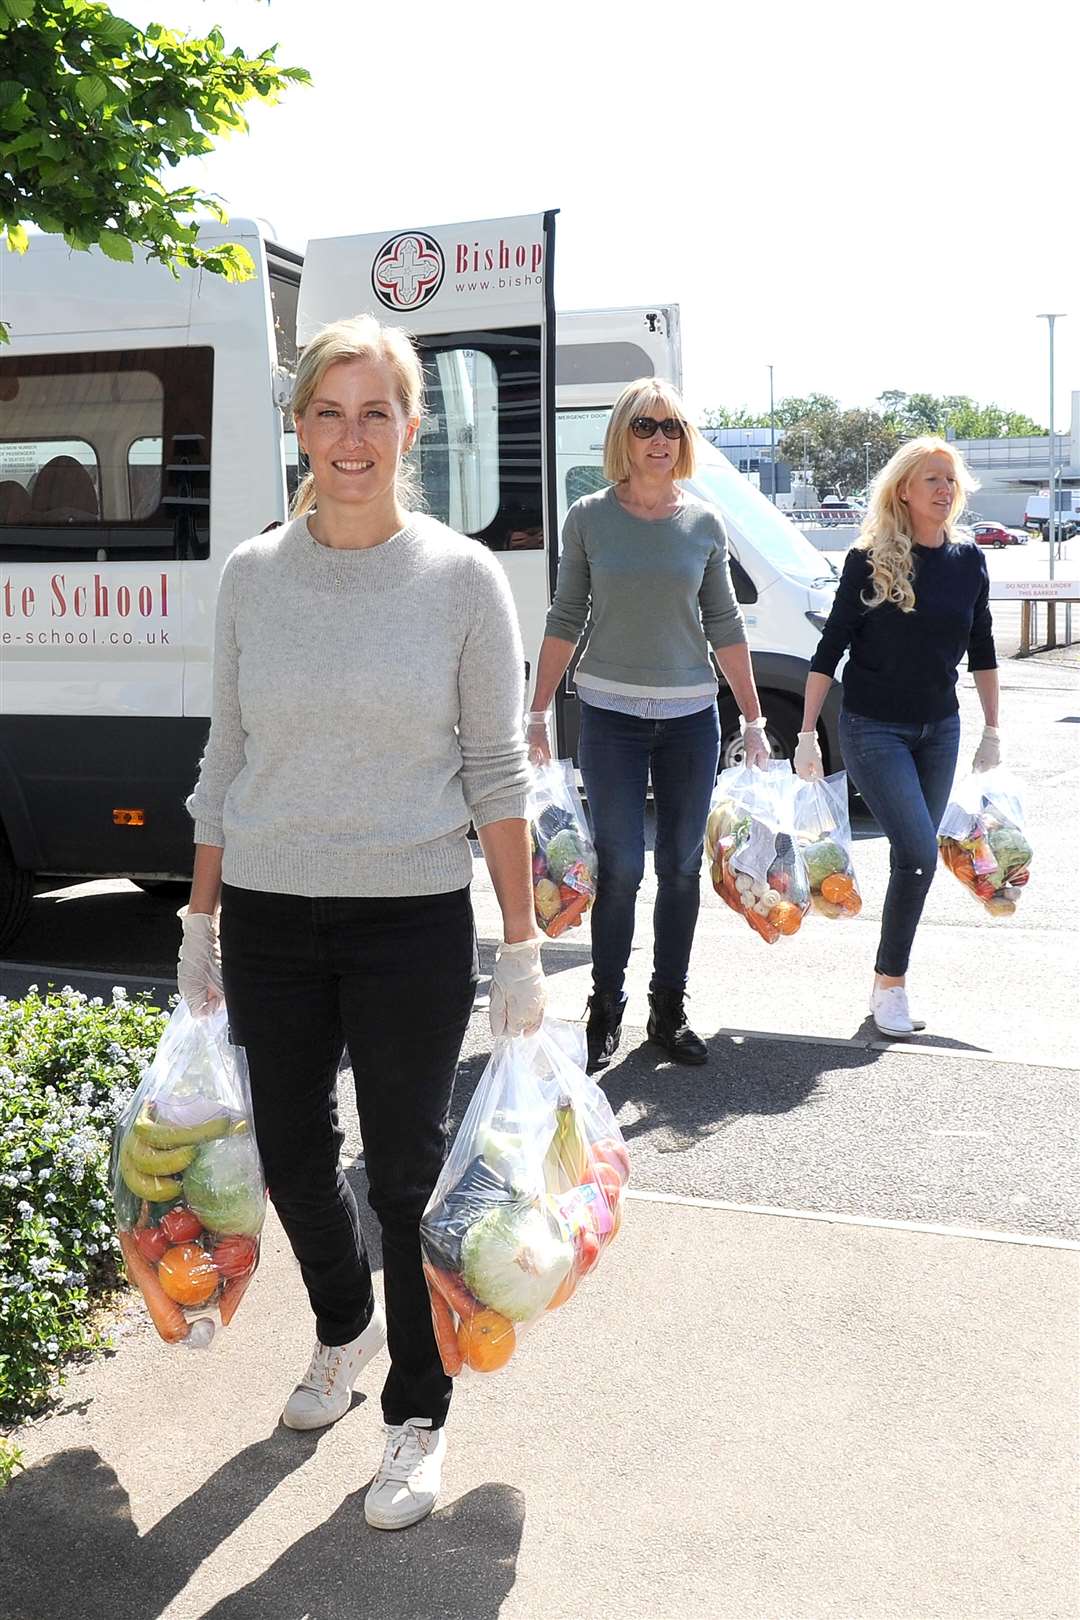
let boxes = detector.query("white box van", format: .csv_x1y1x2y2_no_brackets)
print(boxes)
1023,490,1080,539
0,211,840,953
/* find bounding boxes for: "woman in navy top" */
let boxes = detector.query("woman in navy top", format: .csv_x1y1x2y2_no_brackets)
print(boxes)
794,437,1001,1037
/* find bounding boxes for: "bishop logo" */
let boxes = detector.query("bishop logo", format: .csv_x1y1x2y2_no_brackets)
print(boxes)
371,231,445,312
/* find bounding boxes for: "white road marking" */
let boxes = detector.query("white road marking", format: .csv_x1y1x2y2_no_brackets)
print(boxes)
626,1187,1080,1251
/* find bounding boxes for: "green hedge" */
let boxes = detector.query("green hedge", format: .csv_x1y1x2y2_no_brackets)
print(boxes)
0,987,168,1426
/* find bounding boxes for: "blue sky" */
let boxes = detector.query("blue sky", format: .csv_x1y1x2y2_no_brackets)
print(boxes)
123,0,1079,427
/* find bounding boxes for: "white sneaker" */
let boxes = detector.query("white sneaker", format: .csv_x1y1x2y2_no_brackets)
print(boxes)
365,1418,446,1531
281,1304,387,1431
870,984,919,1037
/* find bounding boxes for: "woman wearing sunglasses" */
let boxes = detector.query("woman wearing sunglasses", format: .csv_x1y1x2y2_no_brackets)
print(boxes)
527,378,768,1072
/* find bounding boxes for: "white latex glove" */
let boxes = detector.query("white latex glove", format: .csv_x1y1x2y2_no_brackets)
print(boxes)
489,938,546,1037
525,710,552,766
740,715,771,771
794,730,824,781
972,726,1001,773
176,907,224,1016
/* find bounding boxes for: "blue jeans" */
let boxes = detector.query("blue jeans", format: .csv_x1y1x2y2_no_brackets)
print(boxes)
839,709,960,977
578,701,720,996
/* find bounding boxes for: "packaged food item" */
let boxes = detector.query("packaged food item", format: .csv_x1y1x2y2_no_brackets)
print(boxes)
420,1021,629,1375
527,760,598,938
938,768,1033,916
705,761,811,943
795,770,863,918
111,1002,265,1348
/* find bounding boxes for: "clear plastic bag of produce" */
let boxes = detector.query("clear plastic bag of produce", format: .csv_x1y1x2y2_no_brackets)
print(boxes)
110,1000,266,1349
527,759,598,938
794,770,863,919
705,760,811,943
937,767,1033,916
420,1020,629,1376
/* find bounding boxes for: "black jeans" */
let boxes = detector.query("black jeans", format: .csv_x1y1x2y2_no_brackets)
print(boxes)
219,883,478,1429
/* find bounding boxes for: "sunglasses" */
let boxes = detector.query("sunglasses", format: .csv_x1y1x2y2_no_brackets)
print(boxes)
630,415,685,441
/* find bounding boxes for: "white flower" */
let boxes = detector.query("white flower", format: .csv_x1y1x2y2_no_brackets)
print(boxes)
16,1199,32,1217
44,1192,56,1205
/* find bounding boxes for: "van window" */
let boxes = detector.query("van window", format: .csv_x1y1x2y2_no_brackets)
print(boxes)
0,348,213,563
416,349,500,535
415,331,544,552
566,465,609,506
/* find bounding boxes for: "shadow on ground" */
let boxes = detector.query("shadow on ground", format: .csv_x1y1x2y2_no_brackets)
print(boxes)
0,1439,523,1620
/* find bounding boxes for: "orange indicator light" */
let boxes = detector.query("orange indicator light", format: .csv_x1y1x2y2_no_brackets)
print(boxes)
113,809,145,826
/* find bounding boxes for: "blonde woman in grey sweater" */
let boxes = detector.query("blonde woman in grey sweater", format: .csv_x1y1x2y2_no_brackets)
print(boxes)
529,378,767,1071
178,314,544,1531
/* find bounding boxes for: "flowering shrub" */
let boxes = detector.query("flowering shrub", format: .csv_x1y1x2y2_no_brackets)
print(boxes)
0,987,168,1423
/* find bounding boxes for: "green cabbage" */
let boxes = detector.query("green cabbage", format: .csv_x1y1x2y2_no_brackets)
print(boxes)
461,1201,573,1322
987,824,1032,880
183,1134,266,1237
545,829,586,885
802,838,848,889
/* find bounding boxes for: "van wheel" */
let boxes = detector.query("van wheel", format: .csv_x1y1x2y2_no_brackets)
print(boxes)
0,830,33,955
718,696,800,769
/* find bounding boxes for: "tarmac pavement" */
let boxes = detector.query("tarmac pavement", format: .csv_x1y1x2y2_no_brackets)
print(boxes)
1,659,1078,1618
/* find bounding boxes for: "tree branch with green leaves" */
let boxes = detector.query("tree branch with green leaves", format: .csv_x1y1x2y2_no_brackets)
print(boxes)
0,0,310,339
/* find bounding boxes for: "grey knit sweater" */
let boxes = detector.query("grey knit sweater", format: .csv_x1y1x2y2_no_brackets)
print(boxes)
545,485,746,696
187,514,529,897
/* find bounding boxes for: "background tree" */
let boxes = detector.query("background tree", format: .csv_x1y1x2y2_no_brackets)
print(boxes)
701,404,769,428
779,407,901,498
878,390,1045,438
0,0,310,339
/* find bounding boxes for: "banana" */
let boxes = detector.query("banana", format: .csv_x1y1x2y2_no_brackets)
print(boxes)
123,1135,196,1177
556,1102,590,1187
119,1139,183,1201
132,1108,231,1149
542,1102,590,1194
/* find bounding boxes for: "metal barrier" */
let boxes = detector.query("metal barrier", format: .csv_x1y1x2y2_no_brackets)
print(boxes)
990,581,1079,655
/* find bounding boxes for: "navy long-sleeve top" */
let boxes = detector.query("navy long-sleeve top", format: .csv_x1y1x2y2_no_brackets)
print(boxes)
809,538,997,722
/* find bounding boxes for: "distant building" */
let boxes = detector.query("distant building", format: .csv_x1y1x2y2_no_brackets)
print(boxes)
948,390,1079,526
701,426,792,496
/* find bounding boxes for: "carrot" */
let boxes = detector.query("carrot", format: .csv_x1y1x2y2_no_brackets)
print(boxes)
118,1229,190,1343
218,1268,255,1327
425,1277,464,1376
423,1261,479,1323
546,893,590,938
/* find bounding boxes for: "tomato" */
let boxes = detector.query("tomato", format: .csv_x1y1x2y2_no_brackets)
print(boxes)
573,1226,601,1278
160,1205,204,1243
212,1235,258,1279
133,1225,169,1263
591,1136,631,1182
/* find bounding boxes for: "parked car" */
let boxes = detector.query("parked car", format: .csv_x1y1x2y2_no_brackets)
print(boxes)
971,521,1022,549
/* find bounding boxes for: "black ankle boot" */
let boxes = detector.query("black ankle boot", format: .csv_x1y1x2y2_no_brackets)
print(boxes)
647,988,708,1064
586,990,627,1074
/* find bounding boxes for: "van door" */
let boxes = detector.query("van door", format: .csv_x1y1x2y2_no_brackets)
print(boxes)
297,212,558,705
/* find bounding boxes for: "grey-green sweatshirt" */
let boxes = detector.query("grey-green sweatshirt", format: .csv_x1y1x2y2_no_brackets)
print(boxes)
187,514,529,897
544,486,746,697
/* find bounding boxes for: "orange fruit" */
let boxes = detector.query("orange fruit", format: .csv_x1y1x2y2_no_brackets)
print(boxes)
546,1270,578,1311
457,1307,516,1372
820,873,855,904
158,1242,218,1306
772,900,803,935
839,892,862,917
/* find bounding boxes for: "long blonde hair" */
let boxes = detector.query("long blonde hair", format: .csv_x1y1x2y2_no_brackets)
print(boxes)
856,436,977,613
290,314,426,517
603,377,706,483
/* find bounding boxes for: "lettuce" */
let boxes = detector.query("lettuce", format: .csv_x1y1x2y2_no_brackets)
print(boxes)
461,1202,573,1323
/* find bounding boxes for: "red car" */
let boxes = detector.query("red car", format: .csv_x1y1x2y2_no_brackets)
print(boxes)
971,521,1021,549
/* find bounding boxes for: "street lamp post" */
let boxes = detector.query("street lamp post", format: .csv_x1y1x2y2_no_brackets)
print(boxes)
1037,312,1066,583
768,363,776,505
863,440,872,494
